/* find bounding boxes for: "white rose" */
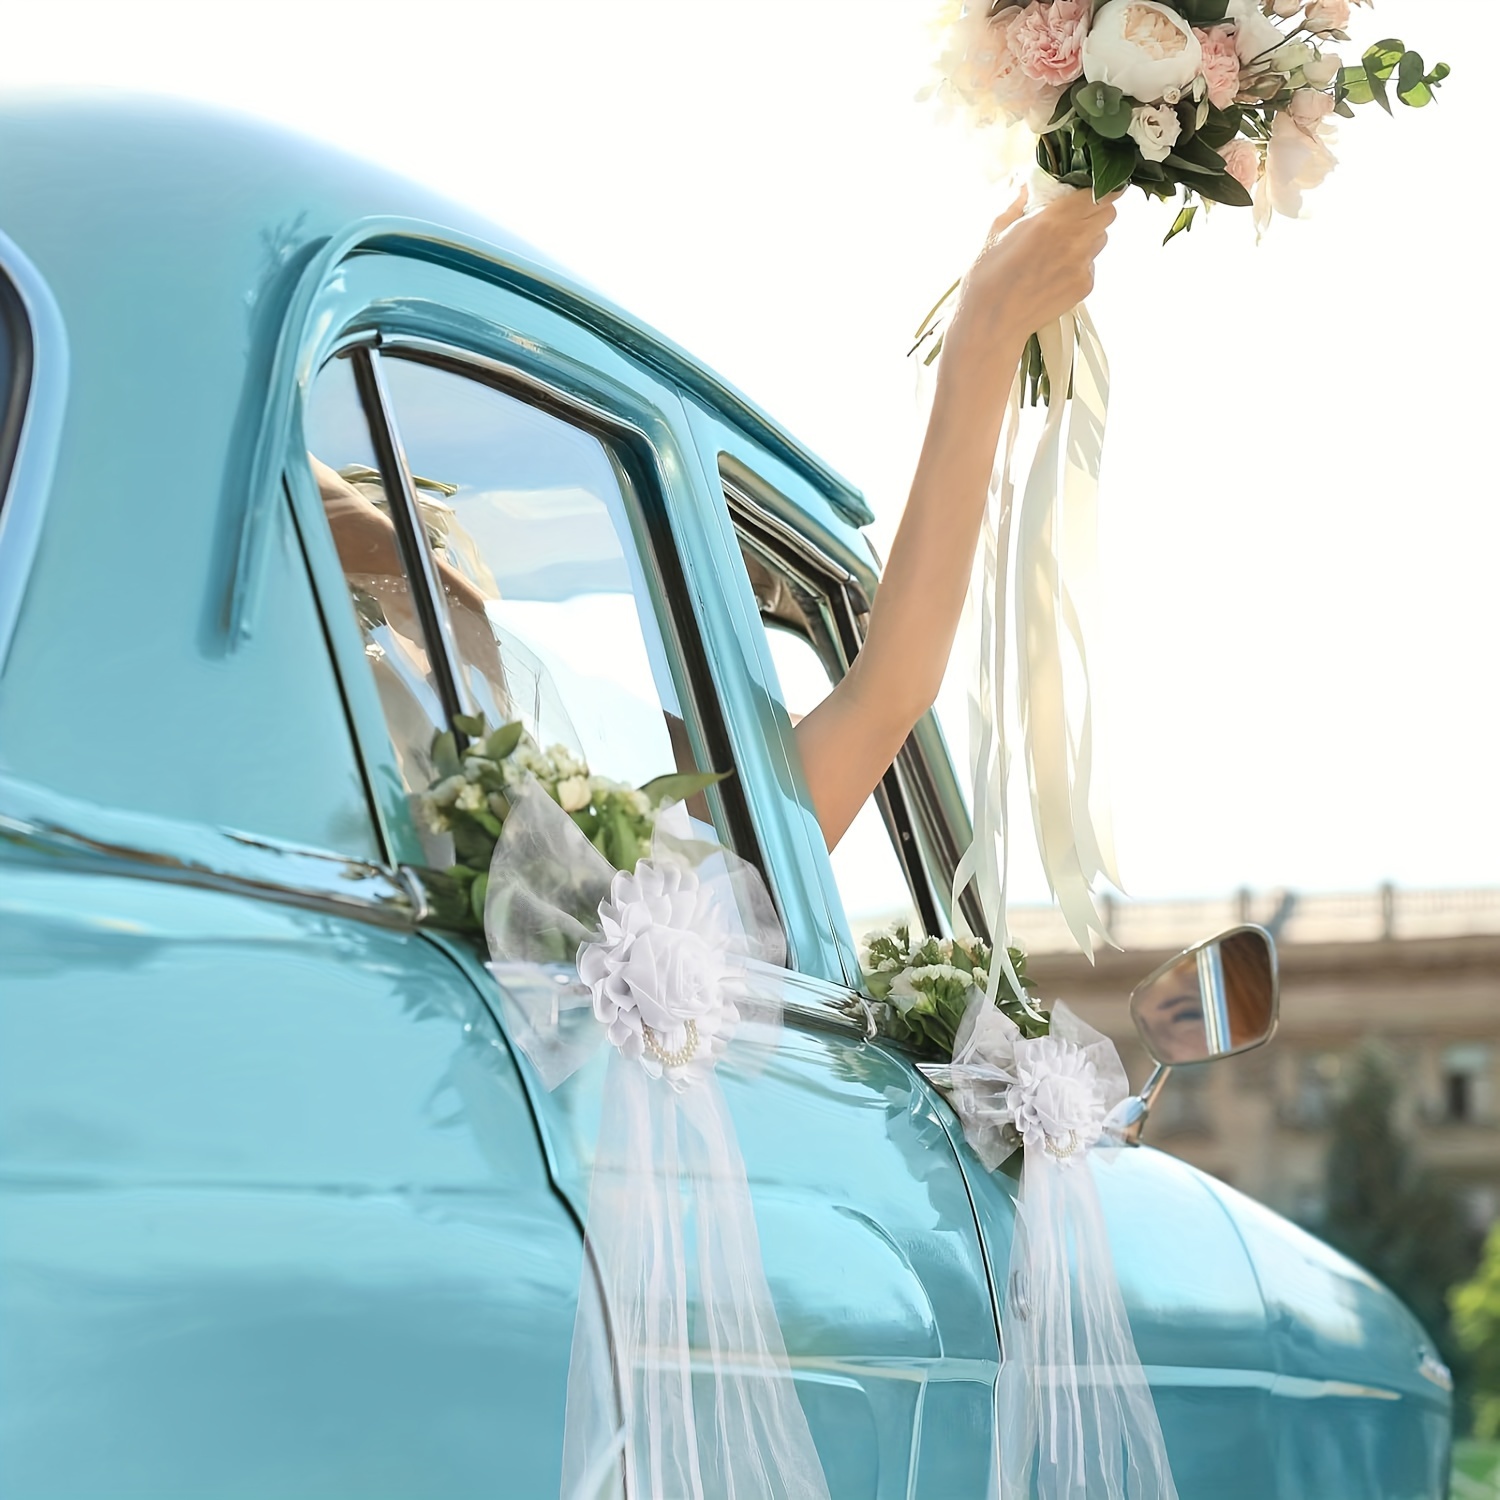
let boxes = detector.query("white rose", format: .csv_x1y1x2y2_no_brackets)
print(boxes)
1303,50,1341,88
1272,40,1313,75
556,774,592,813
578,860,736,1086
1223,0,1286,66
1304,0,1350,30
1082,0,1203,103
1287,86,1335,132
1127,102,1182,161
1271,0,1301,14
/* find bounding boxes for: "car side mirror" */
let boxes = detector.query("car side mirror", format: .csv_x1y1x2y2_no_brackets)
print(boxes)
1129,925,1279,1067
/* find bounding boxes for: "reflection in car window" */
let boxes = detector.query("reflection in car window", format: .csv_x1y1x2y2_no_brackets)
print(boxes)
305,356,450,831
376,356,695,796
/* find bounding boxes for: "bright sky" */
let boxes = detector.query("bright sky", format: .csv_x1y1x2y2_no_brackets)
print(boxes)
7,0,1496,903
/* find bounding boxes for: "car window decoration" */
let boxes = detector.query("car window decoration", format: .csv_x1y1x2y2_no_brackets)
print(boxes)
484,781,831,1500
414,712,724,933
861,922,1178,1500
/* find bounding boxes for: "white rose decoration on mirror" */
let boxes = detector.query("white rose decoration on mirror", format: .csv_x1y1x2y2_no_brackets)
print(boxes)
578,859,737,1089
1082,0,1202,103
1007,1034,1108,1162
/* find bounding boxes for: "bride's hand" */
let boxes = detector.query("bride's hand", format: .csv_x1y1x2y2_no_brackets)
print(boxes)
939,186,1119,404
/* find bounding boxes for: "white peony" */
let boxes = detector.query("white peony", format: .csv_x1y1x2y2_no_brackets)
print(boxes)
1082,1,1202,104
1005,1034,1108,1162
1127,103,1182,161
1223,0,1286,67
577,859,736,1088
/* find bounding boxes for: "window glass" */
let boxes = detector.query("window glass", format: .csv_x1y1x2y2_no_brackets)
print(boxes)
761,622,920,942
377,356,692,794
305,356,449,811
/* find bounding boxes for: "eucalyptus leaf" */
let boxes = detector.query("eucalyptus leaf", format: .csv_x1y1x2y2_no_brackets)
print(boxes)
453,713,488,739
1339,63,1374,106
1362,37,1405,114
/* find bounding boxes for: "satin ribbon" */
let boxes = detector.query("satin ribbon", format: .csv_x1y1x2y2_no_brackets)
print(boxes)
950,176,1121,972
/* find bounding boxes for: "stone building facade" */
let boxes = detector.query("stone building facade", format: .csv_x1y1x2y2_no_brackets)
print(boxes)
1008,887,1500,1230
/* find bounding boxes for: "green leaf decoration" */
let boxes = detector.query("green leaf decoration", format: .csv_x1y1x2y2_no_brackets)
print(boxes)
469,871,489,926
431,731,462,780
1362,37,1405,114
637,769,730,808
453,713,488,739
1187,169,1253,208
1339,63,1373,107
1170,132,1234,174
1196,106,1242,151
1087,132,1138,199
1163,201,1199,245
485,721,526,761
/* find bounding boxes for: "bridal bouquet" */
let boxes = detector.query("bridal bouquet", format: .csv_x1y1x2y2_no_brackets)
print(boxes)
927,0,1447,248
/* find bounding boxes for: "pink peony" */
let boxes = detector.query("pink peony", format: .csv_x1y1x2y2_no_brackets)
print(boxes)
1218,138,1261,191
1195,24,1242,109
1010,0,1090,87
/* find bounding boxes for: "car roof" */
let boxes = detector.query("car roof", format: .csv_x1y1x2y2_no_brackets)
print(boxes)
0,92,872,527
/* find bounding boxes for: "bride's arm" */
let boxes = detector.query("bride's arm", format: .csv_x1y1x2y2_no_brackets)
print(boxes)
794,187,1118,849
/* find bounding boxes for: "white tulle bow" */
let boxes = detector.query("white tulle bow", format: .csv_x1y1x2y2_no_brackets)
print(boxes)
485,781,830,1500
924,1001,1179,1500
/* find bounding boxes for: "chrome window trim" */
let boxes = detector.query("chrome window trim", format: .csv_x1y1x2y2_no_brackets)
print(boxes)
0,230,69,678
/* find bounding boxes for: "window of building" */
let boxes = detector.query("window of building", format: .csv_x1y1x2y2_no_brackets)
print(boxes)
1440,1043,1491,1125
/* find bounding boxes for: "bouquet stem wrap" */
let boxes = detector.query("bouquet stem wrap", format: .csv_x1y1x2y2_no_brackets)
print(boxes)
955,173,1121,978
924,1000,1177,1500
484,782,830,1500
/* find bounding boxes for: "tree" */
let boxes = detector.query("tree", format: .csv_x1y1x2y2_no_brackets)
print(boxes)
1452,1225,1500,1439
1318,1043,1480,1421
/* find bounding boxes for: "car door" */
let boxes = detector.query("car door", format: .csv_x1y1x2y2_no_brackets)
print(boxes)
288,243,1003,1498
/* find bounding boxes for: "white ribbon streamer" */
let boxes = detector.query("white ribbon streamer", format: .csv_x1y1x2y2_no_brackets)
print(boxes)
485,783,830,1500
947,173,1121,974
923,1000,1178,1500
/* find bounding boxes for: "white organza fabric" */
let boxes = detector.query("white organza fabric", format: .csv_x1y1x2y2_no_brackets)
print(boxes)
484,782,830,1500
924,1000,1178,1500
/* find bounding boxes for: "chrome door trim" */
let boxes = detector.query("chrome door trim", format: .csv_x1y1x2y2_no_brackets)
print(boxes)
0,229,69,678
0,774,417,927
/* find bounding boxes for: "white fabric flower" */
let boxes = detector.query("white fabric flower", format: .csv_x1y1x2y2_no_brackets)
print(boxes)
456,783,486,813
1083,1,1203,103
1127,103,1182,161
1006,1034,1108,1163
577,859,735,1088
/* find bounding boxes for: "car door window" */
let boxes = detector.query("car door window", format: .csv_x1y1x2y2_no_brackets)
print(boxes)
306,346,733,867
734,513,950,948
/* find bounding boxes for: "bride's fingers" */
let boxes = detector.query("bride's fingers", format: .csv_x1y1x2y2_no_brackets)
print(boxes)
988,187,1028,237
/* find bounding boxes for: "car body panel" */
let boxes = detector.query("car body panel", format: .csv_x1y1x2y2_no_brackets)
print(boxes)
0,95,1452,1497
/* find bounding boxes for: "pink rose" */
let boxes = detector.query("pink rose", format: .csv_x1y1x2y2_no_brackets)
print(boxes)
1010,0,1090,87
1305,0,1350,31
1194,25,1242,109
1287,86,1335,133
1218,138,1261,191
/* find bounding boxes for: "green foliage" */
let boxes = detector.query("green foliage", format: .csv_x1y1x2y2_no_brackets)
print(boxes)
859,923,1045,1060
1340,40,1449,114
1074,81,1132,141
1319,1044,1480,1423
1453,1226,1500,1440
415,716,728,936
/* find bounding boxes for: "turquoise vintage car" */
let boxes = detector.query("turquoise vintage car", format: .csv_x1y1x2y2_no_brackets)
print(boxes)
0,97,1452,1498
